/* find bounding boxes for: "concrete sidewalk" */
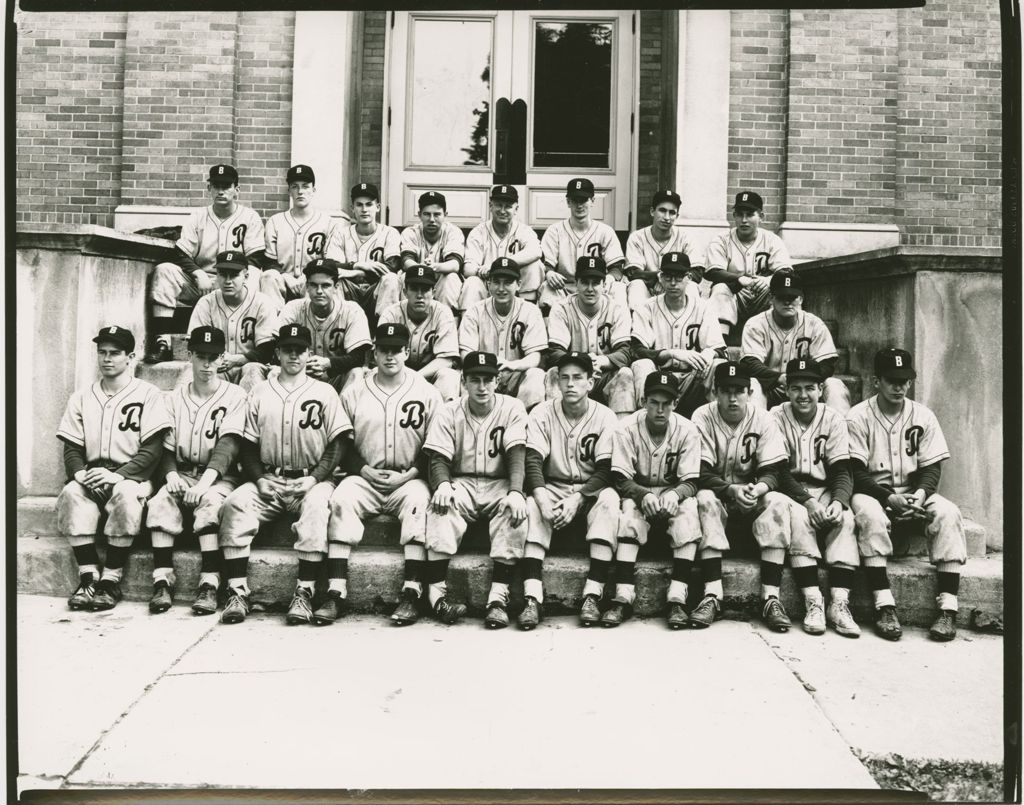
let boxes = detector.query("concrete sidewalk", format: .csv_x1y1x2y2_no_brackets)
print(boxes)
14,593,1001,795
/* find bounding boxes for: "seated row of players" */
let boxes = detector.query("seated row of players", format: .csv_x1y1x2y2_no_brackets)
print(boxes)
57,322,966,642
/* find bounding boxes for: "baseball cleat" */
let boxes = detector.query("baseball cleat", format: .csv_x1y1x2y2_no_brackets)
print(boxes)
873,605,903,641
666,602,690,630
68,574,97,611
762,597,791,632
802,599,826,635
191,583,219,616
517,596,542,631
601,601,632,628
312,590,347,626
432,596,467,625
220,589,251,624
286,586,314,625
143,341,173,365
826,600,861,638
484,602,510,629
688,594,720,628
89,578,123,611
390,589,420,626
928,610,957,642
578,594,602,627
149,580,173,614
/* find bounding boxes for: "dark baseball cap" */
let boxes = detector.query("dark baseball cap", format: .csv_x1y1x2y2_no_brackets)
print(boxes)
556,351,594,375
209,164,238,185
874,348,916,380
351,182,380,201
92,325,135,352
660,252,691,273
376,322,410,348
215,250,247,273
303,258,340,280
576,255,607,280
491,184,518,202
644,371,680,398
770,269,802,297
463,351,499,376
405,264,436,287
786,358,824,383
277,324,312,349
188,326,226,353
418,191,447,211
734,191,764,212
287,164,315,184
714,361,751,387
652,189,682,208
488,257,520,280
566,178,595,199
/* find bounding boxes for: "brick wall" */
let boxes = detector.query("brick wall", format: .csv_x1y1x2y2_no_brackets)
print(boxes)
358,11,387,199
15,11,128,228
635,10,665,228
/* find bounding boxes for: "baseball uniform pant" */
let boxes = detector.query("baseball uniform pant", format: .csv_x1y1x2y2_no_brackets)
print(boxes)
496,367,546,410
537,276,629,315
327,476,430,547
526,485,620,551
696,488,806,555
619,493,726,552
218,479,336,557
631,359,722,412
145,472,237,536
338,273,403,318
709,282,771,330
150,262,261,312
749,377,851,415
543,365,636,414
260,271,306,313
57,478,154,539
851,492,967,565
788,486,857,566
425,476,527,561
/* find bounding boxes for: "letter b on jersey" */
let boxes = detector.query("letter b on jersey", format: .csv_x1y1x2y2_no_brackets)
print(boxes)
298,400,325,429
399,401,426,430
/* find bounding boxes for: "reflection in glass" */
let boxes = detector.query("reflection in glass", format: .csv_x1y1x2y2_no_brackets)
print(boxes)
533,22,613,169
410,18,491,168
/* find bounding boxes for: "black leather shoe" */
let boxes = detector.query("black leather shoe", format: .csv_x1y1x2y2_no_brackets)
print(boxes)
601,600,633,628
667,602,690,630
313,590,347,625
518,596,542,631
68,574,97,611
762,596,791,633
484,602,510,629
579,594,602,627
433,596,467,625
874,605,903,641
144,341,173,365
390,589,420,626
688,594,720,629
149,580,173,614
90,578,123,611
191,583,218,616
928,610,957,642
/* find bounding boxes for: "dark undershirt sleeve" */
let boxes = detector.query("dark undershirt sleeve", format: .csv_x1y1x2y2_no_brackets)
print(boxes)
605,342,631,371
704,267,743,291
614,471,655,506
525,448,546,493
631,337,661,364
579,459,614,498
173,247,202,276
506,445,526,495
669,479,699,500
740,355,780,385
115,431,167,481
908,461,943,498
427,451,453,491
755,460,784,492
240,440,266,482
850,458,894,503
61,438,87,479
698,460,731,498
207,434,242,478
825,459,853,508
776,463,812,504
328,345,370,378
310,436,344,483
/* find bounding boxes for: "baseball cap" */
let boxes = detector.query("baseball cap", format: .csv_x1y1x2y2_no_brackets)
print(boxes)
733,191,764,213
488,257,520,280
303,258,340,280
566,178,595,199
463,351,499,377
188,326,226,353
418,191,447,211
351,182,380,201
874,348,916,380
92,325,135,352
660,252,691,273
287,164,315,184
786,358,823,383
277,324,312,349
491,184,518,202
644,371,680,398
215,250,247,273
575,255,607,280
375,322,410,348
555,351,594,375
209,164,238,185
651,189,682,208
770,269,801,297
714,361,751,387
405,263,436,287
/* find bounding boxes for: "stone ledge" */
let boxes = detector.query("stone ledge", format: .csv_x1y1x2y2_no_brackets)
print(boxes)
16,225,176,262
795,246,1003,282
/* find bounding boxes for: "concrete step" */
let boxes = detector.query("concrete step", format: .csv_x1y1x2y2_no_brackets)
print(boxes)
724,345,850,375
169,333,190,361
136,360,191,391
17,535,1002,628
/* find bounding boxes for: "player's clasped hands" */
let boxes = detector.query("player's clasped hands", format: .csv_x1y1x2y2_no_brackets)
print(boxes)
551,491,584,529
305,355,331,379
888,490,930,522
731,482,761,512
182,477,213,508
669,349,709,372
361,466,408,494
217,353,247,373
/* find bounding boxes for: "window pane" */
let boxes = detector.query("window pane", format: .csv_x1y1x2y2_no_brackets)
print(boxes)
532,22,612,169
409,18,491,168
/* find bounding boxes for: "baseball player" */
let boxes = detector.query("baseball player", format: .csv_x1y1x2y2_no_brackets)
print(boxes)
260,165,345,314
328,182,403,321
145,326,248,615
276,258,372,392
847,348,967,642
523,352,621,630
378,264,461,401
459,258,548,411
423,352,530,627
399,191,466,311
704,191,793,340
544,256,635,415
187,250,277,390
217,323,350,625
692,361,809,632
624,190,703,312
631,252,727,416
324,323,443,626
539,178,628,313
461,184,544,308
771,358,860,637
147,164,266,364
604,371,714,629
56,326,171,611
740,269,850,413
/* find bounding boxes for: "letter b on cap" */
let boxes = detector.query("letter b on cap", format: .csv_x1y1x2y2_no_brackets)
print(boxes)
204,332,211,343
729,366,736,376
895,355,903,367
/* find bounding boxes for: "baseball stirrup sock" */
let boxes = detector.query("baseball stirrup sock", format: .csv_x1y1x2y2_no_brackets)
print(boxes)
297,559,320,589
936,570,960,596
426,559,450,607
104,544,130,573
700,555,724,599
792,563,819,594
583,557,610,599
829,565,855,594
489,562,514,606
522,556,545,603
72,543,100,574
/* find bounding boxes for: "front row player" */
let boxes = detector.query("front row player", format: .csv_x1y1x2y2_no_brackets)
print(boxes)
57,326,171,611
847,348,967,642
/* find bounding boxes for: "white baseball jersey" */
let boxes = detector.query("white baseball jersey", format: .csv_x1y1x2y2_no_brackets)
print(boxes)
705,228,792,278
458,297,547,360
771,402,851,486
57,377,171,465
329,222,402,266
188,289,277,355
340,369,443,471
611,411,702,488
264,210,342,277
632,288,726,352
625,226,702,272
540,220,625,278
741,310,838,371
378,300,459,369
547,295,630,355
692,402,788,483
527,399,618,485
176,205,265,270
400,222,466,264
424,395,528,479
243,375,351,470
465,220,541,274
846,397,950,494
278,298,372,361
163,381,248,469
